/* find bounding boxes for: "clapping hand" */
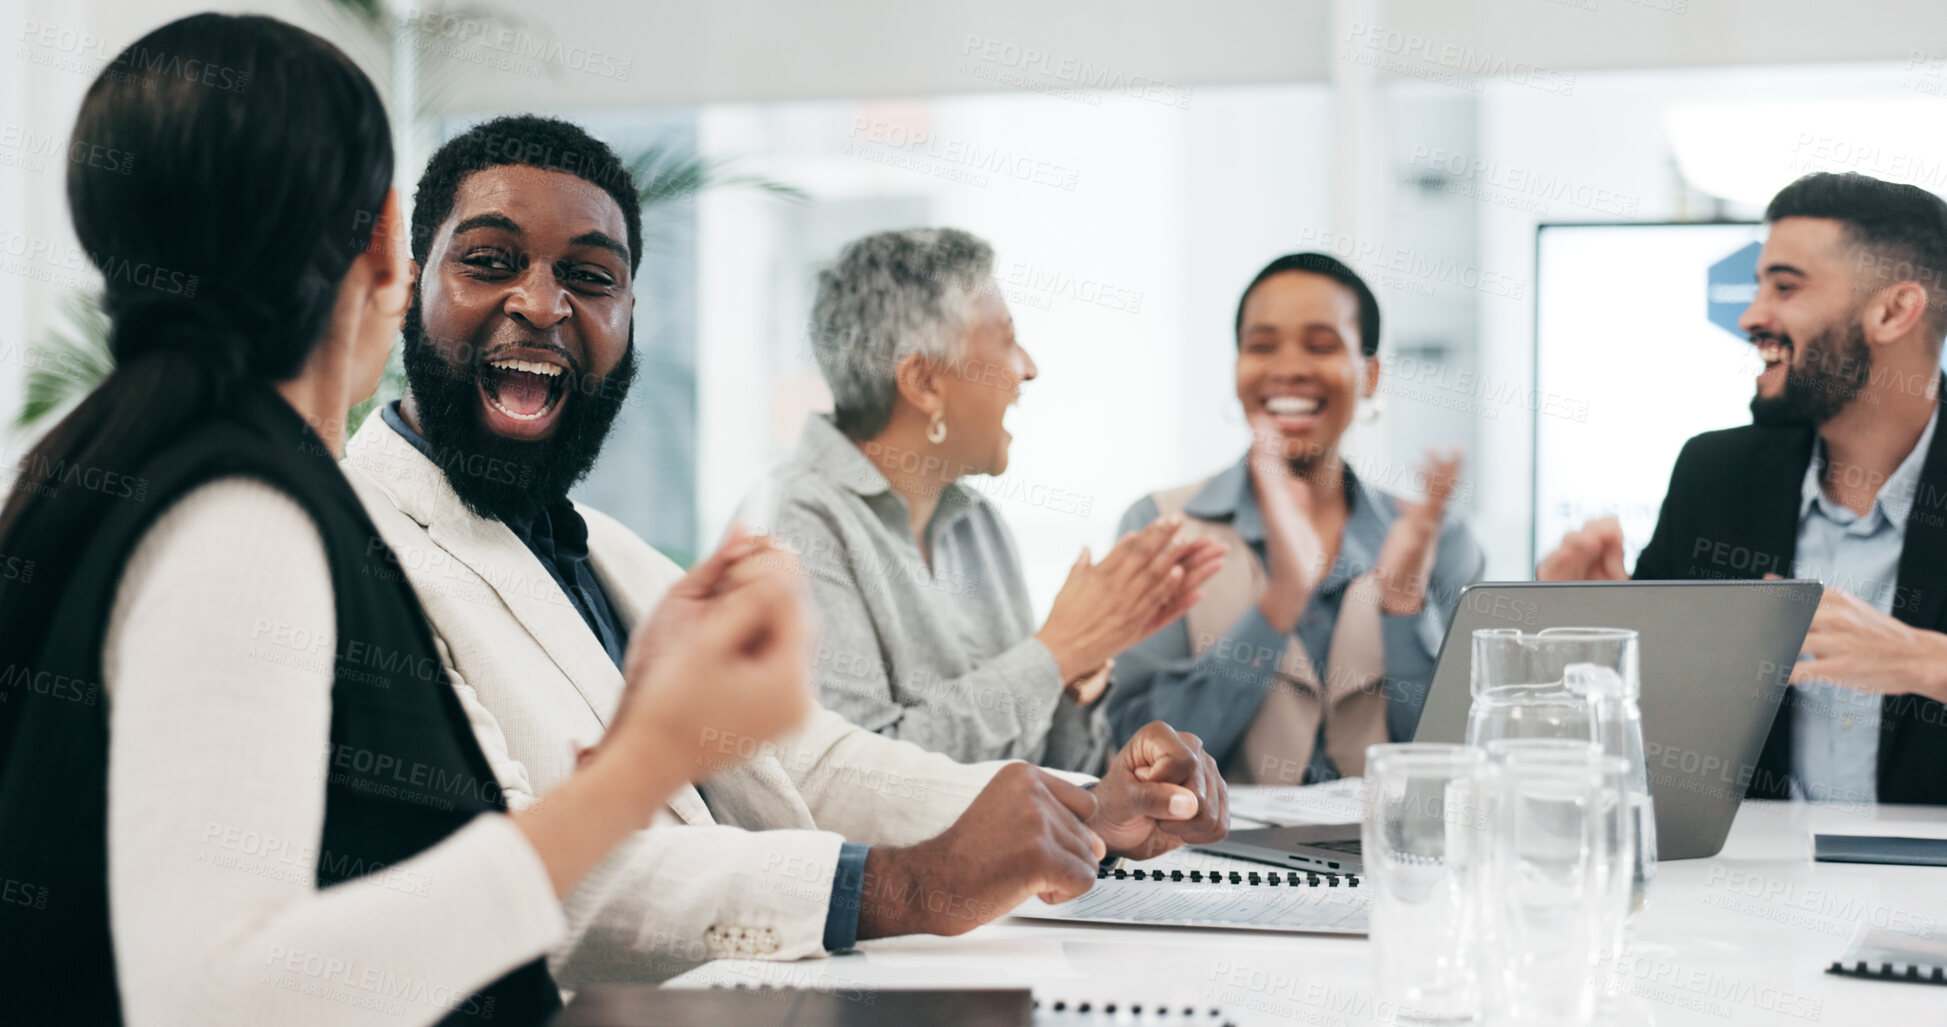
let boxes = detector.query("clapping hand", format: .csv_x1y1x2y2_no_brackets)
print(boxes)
1037,517,1226,684
1371,447,1464,615
1248,413,1329,631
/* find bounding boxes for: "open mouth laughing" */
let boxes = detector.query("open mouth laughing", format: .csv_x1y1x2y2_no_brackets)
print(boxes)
477,351,571,439
1755,336,1792,393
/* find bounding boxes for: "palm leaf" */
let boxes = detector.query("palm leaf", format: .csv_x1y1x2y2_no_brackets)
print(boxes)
627,146,809,210
318,0,386,30
16,293,114,430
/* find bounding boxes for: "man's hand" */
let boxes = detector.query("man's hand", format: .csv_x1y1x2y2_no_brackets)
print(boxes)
856,764,1104,939
1786,584,1947,701
1087,721,1228,860
1536,515,1628,581
1371,448,1464,615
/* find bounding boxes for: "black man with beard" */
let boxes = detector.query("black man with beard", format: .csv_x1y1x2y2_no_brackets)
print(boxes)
341,115,1229,988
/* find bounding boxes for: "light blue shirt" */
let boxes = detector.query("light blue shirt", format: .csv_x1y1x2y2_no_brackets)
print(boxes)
1790,409,1939,804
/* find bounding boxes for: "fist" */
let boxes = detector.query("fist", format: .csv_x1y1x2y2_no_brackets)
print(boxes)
612,533,813,780
1088,721,1228,860
859,763,1104,939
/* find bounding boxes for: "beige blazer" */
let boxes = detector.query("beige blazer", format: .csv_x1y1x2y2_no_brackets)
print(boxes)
340,413,1014,985
1149,480,1388,784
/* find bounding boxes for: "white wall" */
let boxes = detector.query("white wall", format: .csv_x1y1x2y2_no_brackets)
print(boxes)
1,0,116,443
696,85,1334,614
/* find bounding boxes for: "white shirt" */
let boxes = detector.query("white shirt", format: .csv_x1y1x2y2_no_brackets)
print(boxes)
105,478,565,1027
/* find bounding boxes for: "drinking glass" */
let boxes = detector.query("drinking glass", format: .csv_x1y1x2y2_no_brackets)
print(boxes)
1363,743,1489,1024
1485,740,1634,965
1478,758,1609,1027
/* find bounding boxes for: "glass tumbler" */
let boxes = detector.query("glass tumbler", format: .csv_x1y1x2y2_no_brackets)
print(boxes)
1478,758,1610,1027
1363,743,1490,1024
1485,740,1635,965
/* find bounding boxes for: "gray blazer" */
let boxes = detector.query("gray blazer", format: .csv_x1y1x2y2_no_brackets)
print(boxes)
1106,454,1485,780
745,414,1111,773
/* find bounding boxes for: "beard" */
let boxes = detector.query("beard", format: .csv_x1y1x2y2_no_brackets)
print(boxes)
1749,317,1872,428
400,296,638,525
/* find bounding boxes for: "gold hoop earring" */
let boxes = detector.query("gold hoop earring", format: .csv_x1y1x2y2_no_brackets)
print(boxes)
927,411,949,445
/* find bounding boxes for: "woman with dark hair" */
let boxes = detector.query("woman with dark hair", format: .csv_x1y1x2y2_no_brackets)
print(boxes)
1108,254,1486,785
0,14,810,1026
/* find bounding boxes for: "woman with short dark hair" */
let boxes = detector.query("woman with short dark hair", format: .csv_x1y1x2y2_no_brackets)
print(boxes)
1109,253,1485,785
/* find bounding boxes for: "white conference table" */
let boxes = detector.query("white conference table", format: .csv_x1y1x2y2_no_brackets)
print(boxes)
668,795,1947,1025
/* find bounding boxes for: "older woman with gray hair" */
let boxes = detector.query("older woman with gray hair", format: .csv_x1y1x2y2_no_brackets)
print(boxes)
742,228,1225,772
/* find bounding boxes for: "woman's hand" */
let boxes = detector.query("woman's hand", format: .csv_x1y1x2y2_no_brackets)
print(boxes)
601,528,814,782
1064,659,1114,706
519,529,813,897
1036,517,1226,684
1371,448,1464,616
1249,415,1329,633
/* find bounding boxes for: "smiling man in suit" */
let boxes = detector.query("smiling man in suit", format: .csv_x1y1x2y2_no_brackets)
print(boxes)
1540,171,1947,806
341,115,1228,988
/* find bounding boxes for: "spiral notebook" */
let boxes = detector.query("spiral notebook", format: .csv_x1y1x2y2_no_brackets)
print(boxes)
555,986,1240,1026
1010,866,1369,935
1827,925,1947,986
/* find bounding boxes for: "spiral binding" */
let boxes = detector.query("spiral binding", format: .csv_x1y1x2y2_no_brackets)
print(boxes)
1826,960,1947,985
1034,997,1235,1024
1098,866,1360,888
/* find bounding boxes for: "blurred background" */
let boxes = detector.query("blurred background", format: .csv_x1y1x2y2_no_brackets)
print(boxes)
6,0,1947,612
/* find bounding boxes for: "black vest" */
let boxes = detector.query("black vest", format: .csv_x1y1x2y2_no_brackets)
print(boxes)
0,383,560,1025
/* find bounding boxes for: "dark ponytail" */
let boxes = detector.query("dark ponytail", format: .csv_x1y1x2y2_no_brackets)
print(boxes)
0,14,392,730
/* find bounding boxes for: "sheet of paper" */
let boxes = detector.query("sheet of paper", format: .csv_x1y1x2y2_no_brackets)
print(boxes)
1010,878,1369,935
1224,779,1366,827
1844,924,1947,966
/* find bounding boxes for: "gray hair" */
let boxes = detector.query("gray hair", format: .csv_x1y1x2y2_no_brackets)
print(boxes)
809,227,995,440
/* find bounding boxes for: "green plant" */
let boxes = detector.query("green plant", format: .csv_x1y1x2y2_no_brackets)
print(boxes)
15,293,113,431
13,0,801,433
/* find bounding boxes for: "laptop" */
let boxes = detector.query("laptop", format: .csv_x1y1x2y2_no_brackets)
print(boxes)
1199,580,1822,872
